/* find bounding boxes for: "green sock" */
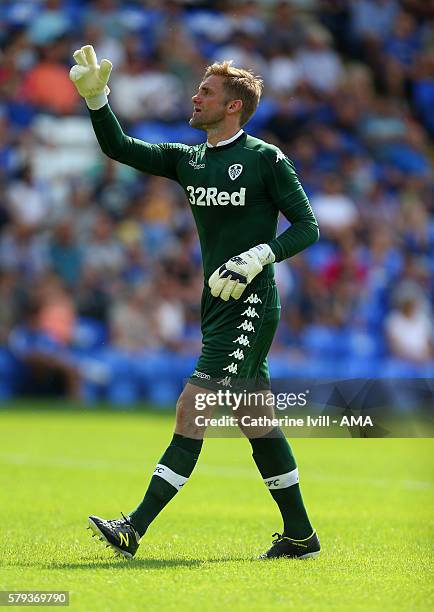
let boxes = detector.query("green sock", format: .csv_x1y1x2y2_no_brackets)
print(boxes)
249,428,313,539
129,434,203,536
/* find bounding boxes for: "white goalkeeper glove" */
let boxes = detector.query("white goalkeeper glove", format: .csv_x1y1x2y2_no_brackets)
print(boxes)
208,244,275,301
69,45,112,110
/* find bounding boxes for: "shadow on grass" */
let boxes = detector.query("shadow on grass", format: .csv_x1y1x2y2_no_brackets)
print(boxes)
8,557,253,570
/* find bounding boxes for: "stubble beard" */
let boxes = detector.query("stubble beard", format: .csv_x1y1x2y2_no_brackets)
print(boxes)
189,107,226,131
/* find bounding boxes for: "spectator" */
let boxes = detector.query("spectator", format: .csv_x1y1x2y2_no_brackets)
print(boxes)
21,39,79,115
6,164,51,228
383,11,422,96
310,174,359,235
83,212,125,276
0,223,47,279
411,51,434,135
75,268,110,323
82,23,126,69
214,31,268,77
351,0,399,47
295,24,344,93
8,282,80,399
0,271,17,343
83,0,125,39
110,38,184,122
386,284,433,362
109,285,160,352
263,1,305,51
153,278,186,351
27,0,72,46
49,221,82,287
267,43,299,95
36,274,76,346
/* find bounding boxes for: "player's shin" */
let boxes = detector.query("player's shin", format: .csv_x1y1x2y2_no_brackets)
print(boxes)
249,428,314,539
128,433,203,536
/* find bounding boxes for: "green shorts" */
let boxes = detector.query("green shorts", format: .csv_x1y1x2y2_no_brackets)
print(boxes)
190,280,281,390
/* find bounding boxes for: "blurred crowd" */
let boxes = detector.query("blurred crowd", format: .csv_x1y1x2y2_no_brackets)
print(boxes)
0,0,433,402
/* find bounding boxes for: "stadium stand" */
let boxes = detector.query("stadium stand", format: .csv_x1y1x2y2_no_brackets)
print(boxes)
0,0,432,404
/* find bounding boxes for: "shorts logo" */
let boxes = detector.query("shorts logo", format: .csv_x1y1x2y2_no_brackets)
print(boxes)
237,320,255,332
218,376,232,387
229,348,245,360
233,334,250,347
241,306,259,318
244,294,262,304
228,163,243,180
221,293,262,381
192,370,211,380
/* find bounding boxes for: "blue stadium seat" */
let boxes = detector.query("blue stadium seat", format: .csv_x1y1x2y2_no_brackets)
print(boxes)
93,349,139,406
74,317,108,351
301,325,347,358
0,348,21,401
107,378,139,407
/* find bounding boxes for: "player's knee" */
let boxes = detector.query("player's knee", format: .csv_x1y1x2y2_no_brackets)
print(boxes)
175,393,201,437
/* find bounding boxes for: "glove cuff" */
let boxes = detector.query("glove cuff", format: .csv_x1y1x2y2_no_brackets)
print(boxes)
85,91,108,110
252,244,275,266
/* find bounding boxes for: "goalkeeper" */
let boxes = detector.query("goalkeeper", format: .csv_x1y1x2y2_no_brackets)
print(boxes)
70,46,321,560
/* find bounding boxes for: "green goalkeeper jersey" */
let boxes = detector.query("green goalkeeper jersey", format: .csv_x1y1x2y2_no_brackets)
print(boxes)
89,105,319,283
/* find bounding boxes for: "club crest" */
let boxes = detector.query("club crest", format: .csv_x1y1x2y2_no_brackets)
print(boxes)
228,164,243,180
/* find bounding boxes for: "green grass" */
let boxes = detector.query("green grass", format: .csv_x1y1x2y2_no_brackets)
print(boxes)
0,404,433,611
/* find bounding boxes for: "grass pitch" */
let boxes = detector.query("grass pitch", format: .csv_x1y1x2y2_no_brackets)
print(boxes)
0,404,433,611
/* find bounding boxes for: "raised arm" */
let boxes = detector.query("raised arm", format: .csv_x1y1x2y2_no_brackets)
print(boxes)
70,45,189,180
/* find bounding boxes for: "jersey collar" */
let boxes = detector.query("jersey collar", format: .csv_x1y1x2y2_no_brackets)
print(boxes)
206,129,244,149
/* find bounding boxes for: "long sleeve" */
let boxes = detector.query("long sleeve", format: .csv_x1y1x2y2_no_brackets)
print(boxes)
88,104,190,181
260,148,319,262
268,194,320,263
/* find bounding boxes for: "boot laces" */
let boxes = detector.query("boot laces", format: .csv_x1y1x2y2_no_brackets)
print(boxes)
107,513,133,530
272,532,284,543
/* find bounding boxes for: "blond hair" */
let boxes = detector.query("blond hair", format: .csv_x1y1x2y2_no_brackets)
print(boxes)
204,60,263,126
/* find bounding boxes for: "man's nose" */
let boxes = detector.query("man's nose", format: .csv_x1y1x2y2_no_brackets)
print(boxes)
192,94,201,104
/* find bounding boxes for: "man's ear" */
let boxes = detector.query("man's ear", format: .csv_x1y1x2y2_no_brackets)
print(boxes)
227,99,243,115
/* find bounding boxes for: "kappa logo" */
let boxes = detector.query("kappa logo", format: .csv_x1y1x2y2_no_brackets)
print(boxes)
229,348,245,360
276,149,286,163
237,320,255,332
244,294,262,304
241,306,260,318
223,362,238,374
218,376,232,387
189,159,205,169
189,147,205,169
233,334,250,347
228,163,243,180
